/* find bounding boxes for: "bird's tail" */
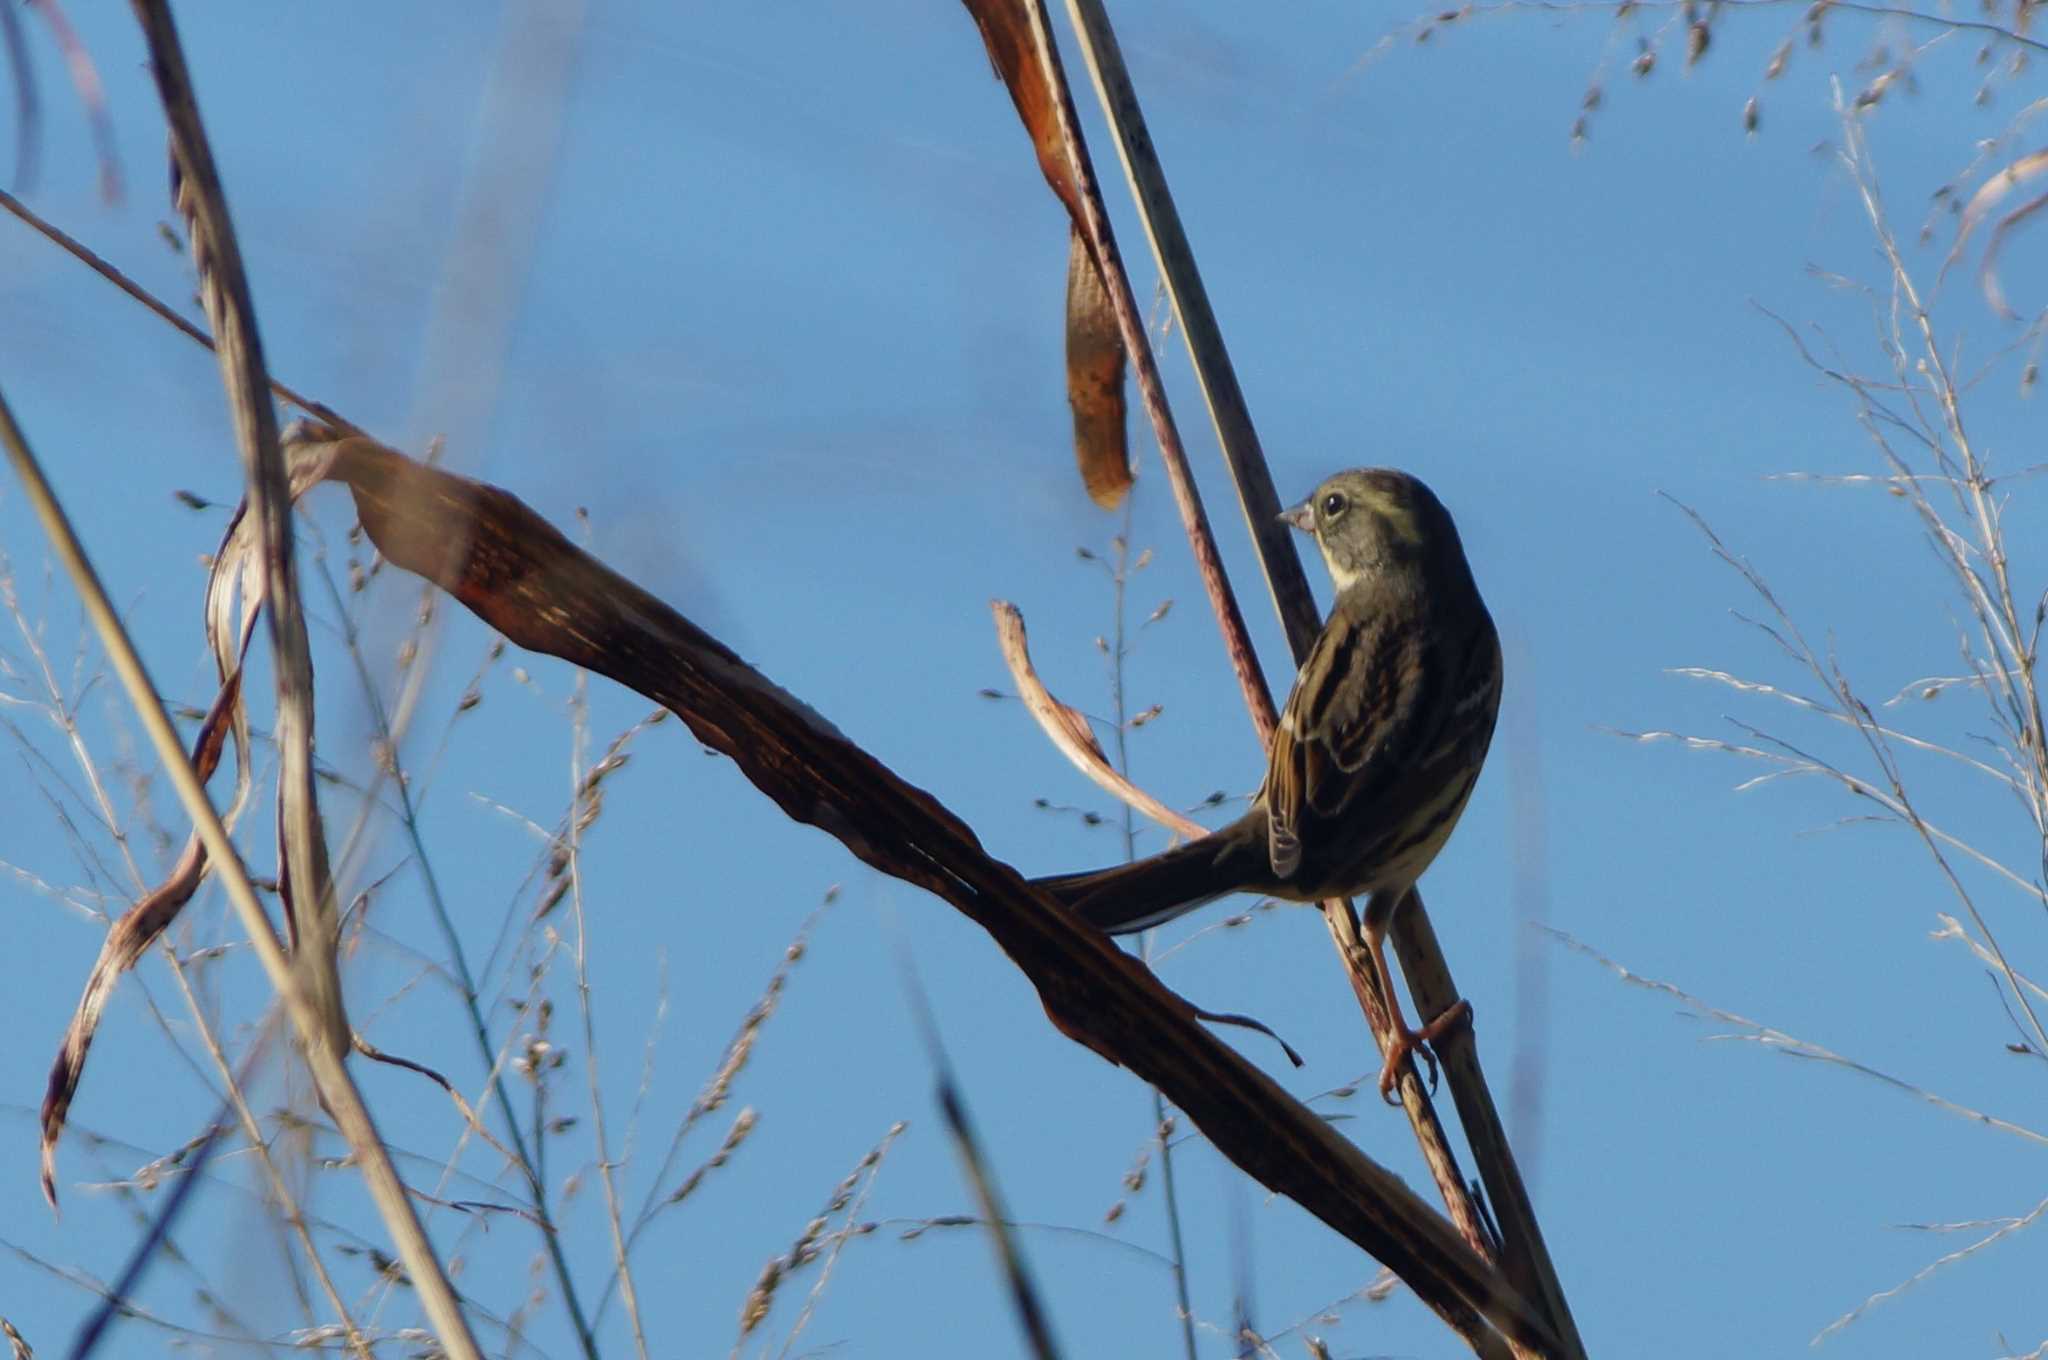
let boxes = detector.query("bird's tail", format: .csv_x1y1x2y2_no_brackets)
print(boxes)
1031,821,1268,935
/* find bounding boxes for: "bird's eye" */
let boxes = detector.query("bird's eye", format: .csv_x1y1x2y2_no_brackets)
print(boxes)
1321,492,1347,518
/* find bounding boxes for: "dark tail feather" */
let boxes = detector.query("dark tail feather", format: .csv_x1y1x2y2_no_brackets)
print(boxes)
1032,819,1266,934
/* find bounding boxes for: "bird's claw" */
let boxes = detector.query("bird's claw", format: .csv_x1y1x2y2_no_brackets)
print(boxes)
1374,999,1473,1104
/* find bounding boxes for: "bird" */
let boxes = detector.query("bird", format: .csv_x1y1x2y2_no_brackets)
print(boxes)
1034,467,1502,1096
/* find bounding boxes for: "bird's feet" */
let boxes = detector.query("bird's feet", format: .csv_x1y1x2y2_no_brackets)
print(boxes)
1376,999,1474,1104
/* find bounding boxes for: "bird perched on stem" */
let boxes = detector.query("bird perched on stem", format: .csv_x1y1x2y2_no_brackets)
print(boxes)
1035,467,1502,1097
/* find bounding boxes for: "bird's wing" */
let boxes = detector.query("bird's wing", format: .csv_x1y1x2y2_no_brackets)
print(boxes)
1264,601,1497,880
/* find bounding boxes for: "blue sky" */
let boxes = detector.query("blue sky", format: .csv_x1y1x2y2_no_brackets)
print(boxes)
3,3,2045,1357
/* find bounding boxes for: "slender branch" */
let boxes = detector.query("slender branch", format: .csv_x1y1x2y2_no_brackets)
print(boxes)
0,188,357,432
1009,0,1276,735
1107,521,1198,1360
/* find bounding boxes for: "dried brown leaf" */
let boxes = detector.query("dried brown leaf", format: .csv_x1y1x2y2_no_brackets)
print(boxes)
1066,227,1131,508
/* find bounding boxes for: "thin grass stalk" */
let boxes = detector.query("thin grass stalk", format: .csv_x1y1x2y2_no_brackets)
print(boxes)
107,4,476,1352
1011,0,1276,731
566,679,652,1360
0,188,355,431
316,563,603,1359
1107,513,1198,1360
156,958,370,1357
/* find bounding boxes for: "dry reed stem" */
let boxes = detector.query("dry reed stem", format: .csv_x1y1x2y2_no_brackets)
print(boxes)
137,0,344,1065
1037,3,1579,1349
980,0,1278,729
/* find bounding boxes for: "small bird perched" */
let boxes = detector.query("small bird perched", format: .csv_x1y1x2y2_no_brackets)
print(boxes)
1034,468,1502,1096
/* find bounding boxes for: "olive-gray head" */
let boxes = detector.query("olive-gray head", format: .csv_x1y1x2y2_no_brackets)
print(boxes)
1279,467,1469,593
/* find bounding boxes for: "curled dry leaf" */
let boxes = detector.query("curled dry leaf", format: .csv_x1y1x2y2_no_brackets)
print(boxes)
39,496,279,1207
989,599,1205,841
1945,147,2048,319
1066,227,1133,508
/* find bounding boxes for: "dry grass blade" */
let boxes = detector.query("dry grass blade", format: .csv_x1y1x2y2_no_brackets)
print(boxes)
974,0,1279,734
1,4,35,194
281,426,1554,1356
38,661,244,1207
1065,227,1133,507
992,600,1205,839
1930,914,2048,1009
39,462,308,1194
1816,1194,2048,1346
17,0,122,202
1547,927,2048,1149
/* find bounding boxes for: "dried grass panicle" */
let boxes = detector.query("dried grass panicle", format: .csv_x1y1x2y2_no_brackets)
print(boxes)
603,895,834,1322
663,1107,758,1208
532,709,664,921
1619,105,2048,1342
735,1122,905,1343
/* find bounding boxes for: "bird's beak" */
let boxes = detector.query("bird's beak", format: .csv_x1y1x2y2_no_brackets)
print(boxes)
1278,499,1316,533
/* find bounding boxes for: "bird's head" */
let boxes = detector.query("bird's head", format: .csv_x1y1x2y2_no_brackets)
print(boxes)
1279,467,1466,592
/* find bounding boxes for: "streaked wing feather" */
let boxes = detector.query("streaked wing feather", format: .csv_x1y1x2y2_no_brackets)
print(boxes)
1265,715,1305,877
1262,596,1501,886
1301,606,1429,822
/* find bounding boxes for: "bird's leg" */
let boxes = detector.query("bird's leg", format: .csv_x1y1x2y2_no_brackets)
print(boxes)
1362,889,1472,1102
